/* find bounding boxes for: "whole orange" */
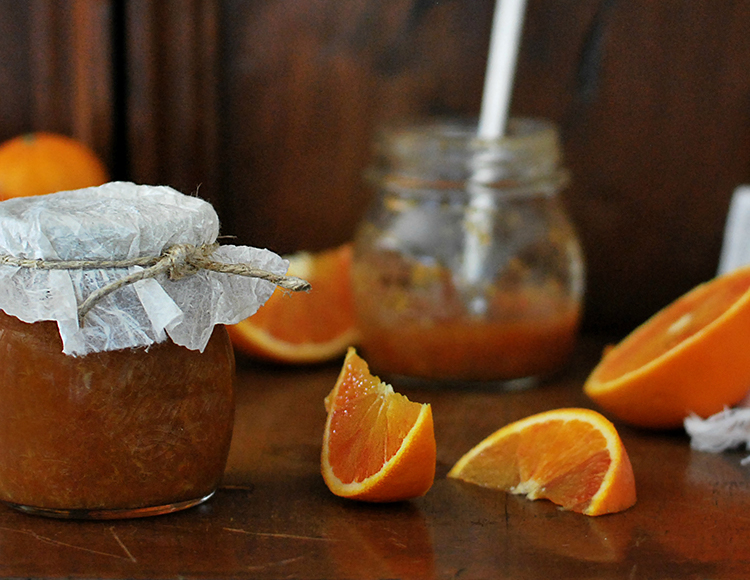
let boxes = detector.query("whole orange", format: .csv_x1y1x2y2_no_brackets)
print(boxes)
0,132,109,199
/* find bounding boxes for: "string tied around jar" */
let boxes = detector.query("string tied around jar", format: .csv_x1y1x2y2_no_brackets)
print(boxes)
0,243,311,326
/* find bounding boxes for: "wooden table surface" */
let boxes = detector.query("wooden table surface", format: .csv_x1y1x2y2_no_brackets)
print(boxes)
1,337,749,579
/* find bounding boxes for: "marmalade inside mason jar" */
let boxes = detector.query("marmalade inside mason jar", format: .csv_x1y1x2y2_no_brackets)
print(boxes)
351,249,581,384
0,311,235,519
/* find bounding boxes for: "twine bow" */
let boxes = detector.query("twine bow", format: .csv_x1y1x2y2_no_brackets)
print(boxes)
0,243,311,325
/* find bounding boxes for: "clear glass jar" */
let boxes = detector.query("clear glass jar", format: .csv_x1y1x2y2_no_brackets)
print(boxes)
0,183,287,520
351,118,585,387
0,312,235,519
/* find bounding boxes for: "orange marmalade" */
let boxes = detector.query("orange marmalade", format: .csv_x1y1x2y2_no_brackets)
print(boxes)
0,312,235,518
352,259,580,383
354,301,579,382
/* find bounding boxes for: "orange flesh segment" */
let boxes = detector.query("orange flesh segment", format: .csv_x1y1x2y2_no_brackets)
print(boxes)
247,256,354,345
517,422,611,510
597,271,750,382
327,367,421,483
583,266,750,428
322,348,436,502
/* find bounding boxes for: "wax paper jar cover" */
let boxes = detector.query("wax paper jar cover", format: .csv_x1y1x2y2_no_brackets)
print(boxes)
352,118,585,387
0,182,298,519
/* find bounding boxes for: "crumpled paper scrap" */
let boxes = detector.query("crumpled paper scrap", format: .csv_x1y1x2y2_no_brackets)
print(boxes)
684,395,750,465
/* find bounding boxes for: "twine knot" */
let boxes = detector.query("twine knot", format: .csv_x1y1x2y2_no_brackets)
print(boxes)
162,243,216,280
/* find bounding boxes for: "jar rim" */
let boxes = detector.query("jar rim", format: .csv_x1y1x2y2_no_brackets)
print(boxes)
370,117,565,188
375,117,560,155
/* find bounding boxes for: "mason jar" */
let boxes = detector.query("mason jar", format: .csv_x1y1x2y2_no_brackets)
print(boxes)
0,182,290,518
351,118,585,387
0,314,235,519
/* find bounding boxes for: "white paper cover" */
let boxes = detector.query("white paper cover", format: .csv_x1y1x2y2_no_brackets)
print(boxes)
0,182,288,356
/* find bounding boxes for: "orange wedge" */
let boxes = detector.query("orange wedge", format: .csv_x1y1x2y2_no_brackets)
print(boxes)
321,347,436,502
584,265,750,429
227,243,359,364
448,408,636,516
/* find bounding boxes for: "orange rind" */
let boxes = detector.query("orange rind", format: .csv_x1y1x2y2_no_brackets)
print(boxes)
0,132,108,199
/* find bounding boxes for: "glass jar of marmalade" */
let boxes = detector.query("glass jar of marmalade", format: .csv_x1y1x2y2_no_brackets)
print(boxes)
0,183,289,518
0,313,235,518
352,118,585,387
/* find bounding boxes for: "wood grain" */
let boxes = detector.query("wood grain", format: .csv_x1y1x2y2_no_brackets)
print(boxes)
124,0,222,207
0,0,114,167
1,339,749,579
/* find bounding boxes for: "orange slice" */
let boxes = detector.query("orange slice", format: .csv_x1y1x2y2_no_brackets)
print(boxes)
321,347,436,502
227,243,359,364
448,408,636,516
584,265,750,429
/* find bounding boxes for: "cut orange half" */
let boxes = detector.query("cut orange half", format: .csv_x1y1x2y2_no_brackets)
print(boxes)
321,347,436,502
584,266,750,429
227,243,359,364
448,408,636,516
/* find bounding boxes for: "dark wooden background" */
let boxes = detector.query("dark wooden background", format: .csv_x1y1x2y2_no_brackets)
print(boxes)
2,0,749,333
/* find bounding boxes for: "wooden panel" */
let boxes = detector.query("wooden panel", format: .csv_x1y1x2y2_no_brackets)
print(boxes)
219,0,494,253
0,0,114,167
515,0,750,330
0,3,34,137
125,0,222,207
3,0,750,331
